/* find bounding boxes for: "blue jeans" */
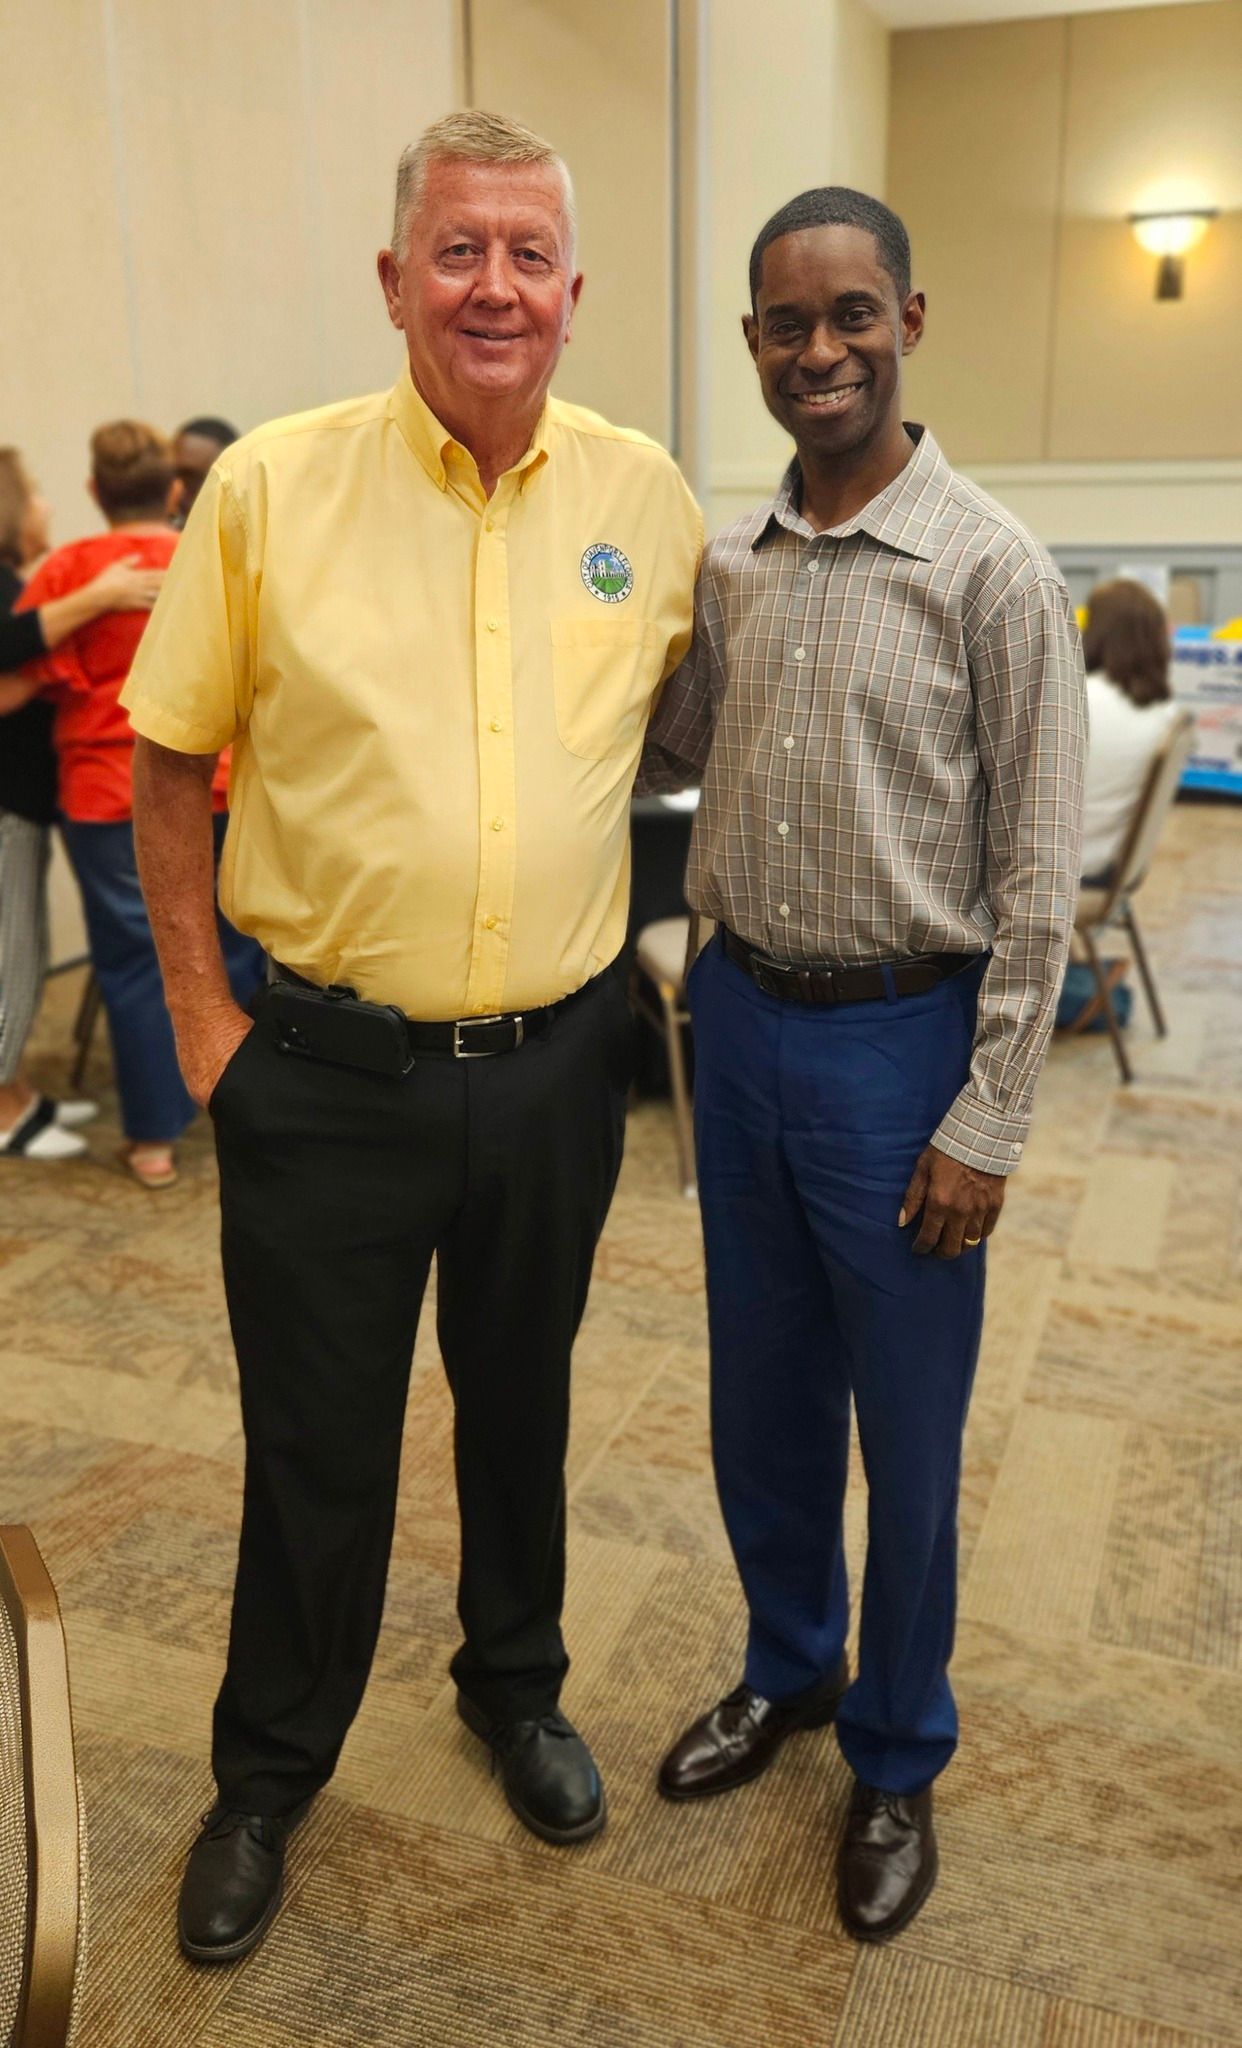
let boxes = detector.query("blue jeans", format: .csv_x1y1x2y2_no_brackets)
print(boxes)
61,813,266,1143
690,936,989,1796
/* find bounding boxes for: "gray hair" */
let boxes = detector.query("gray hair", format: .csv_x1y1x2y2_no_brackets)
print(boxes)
390,109,577,265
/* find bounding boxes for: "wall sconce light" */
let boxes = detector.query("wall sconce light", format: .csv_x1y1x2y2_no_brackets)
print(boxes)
1128,210,1217,299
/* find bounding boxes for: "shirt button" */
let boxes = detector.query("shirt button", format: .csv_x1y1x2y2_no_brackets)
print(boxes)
807,558,819,573
783,737,795,750
1011,1142,1023,1158
484,915,498,930
491,817,505,832
779,903,790,918
490,718,503,733
793,647,806,661
486,617,499,632
485,518,495,532
777,821,790,837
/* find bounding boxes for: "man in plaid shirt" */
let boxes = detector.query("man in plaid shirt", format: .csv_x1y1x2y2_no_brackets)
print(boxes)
643,187,1085,1941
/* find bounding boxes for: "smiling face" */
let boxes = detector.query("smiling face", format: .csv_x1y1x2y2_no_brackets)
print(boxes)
377,156,582,437
744,224,924,466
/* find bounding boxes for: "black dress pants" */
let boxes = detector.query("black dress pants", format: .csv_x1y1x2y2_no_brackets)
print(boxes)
208,963,631,1817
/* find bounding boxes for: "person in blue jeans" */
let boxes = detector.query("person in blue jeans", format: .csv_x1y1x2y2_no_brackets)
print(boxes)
11,420,265,1186
642,187,1083,1940
61,811,264,1182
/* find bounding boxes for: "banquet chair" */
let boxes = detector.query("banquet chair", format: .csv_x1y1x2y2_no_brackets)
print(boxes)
1072,709,1197,1084
632,916,702,1197
0,1526,84,2047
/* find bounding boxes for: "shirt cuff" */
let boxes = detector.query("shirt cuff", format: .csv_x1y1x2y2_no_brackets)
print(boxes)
122,692,235,755
931,1091,1031,1176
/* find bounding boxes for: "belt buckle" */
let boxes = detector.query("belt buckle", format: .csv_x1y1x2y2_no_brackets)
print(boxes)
753,957,794,999
452,1013,523,1058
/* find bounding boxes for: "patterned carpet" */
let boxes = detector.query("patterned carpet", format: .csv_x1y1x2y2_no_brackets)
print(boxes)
2,799,1241,2047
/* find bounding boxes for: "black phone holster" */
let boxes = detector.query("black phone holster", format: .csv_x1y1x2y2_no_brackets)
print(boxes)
265,978,413,1078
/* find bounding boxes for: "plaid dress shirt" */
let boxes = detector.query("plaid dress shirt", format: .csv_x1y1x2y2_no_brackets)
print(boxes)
640,426,1086,1175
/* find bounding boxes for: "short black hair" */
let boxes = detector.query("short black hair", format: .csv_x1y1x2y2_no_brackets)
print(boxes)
749,188,911,310
175,416,239,448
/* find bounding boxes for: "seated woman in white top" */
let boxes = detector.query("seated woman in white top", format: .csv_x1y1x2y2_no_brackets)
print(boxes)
1080,578,1181,883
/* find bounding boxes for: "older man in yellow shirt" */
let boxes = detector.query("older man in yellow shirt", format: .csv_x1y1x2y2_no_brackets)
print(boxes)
124,109,700,1964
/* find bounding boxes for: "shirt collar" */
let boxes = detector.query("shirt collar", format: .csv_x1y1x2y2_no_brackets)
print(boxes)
751,424,950,563
387,366,552,492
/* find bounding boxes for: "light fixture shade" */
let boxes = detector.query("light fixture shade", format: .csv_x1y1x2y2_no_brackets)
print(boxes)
1129,211,1216,258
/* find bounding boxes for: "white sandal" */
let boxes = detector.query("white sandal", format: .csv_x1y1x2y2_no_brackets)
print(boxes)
0,1098,88,1160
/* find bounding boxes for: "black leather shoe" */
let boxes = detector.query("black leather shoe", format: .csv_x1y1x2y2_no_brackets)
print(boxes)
178,1804,294,1963
837,1779,938,1942
457,1695,606,1844
657,1654,849,1802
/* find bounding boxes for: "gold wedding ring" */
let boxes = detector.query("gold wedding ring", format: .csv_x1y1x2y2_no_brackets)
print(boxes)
964,1235,982,1246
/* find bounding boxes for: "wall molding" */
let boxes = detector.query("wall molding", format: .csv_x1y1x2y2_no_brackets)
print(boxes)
709,457,1242,492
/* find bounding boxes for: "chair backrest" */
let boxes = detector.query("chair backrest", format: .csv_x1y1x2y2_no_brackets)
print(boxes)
0,1527,80,2048
1093,709,1197,918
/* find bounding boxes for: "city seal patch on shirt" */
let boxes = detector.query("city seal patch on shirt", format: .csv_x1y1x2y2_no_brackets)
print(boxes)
581,543,634,604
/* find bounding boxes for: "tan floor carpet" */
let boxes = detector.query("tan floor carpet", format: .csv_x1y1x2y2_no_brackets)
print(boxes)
2,800,1241,2047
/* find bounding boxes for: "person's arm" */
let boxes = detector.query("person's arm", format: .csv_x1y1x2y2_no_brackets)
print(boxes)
38,556,167,648
131,738,249,1106
0,673,40,714
636,563,725,795
901,575,1087,1258
1,555,166,713
122,465,256,1105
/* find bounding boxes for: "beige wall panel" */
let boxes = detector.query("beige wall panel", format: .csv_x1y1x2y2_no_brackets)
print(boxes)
1049,2,1242,462
704,0,840,500
1,0,134,538
1058,1,1242,221
1049,211,1242,460
470,0,673,446
108,0,320,439
834,0,890,198
304,0,461,401
888,18,1066,467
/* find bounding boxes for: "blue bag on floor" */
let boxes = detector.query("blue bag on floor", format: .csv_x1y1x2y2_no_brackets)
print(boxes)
1055,962,1133,1033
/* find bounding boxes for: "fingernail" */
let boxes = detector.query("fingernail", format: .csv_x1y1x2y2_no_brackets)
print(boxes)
898,1209,907,1228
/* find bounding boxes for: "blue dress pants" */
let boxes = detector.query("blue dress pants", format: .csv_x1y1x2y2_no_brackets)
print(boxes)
61,813,266,1143
689,936,989,1796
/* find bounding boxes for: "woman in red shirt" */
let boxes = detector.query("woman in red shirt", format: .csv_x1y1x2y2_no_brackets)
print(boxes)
10,422,264,1186
1,444,165,1158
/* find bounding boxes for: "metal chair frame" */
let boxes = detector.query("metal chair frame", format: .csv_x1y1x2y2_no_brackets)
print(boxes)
0,1527,80,2048
630,916,700,1198
1073,709,1197,1085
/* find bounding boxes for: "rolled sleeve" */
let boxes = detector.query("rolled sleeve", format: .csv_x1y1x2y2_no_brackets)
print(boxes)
120,467,254,753
933,576,1087,1176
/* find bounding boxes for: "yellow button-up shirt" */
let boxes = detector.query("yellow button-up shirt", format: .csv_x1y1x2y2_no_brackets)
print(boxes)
122,370,701,1018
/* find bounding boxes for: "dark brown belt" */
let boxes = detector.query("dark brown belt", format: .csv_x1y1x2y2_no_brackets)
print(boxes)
720,927,979,1006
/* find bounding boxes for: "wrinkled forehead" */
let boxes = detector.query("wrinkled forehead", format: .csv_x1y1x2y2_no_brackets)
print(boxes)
756,223,895,313
414,157,574,255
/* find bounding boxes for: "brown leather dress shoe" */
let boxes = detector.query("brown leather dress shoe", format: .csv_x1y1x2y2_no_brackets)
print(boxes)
657,1655,849,1801
837,1779,937,1942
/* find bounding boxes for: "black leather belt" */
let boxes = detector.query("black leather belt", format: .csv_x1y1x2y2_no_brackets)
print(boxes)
270,960,606,1059
720,927,978,1006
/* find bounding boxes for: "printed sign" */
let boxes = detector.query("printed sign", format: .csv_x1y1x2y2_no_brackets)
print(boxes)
1171,635,1242,796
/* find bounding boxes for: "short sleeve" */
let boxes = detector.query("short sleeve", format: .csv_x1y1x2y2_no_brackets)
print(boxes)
120,467,254,752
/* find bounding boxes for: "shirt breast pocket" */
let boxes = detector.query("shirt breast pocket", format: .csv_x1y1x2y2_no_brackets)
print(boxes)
550,615,660,761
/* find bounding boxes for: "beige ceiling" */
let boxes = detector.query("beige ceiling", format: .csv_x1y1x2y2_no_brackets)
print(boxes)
872,0,1213,27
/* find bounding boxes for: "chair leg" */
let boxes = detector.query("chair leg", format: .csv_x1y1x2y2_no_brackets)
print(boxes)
660,982,696,1198
1081,930,1133,1084
70,971,103,1093
1122,902,1167,1038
